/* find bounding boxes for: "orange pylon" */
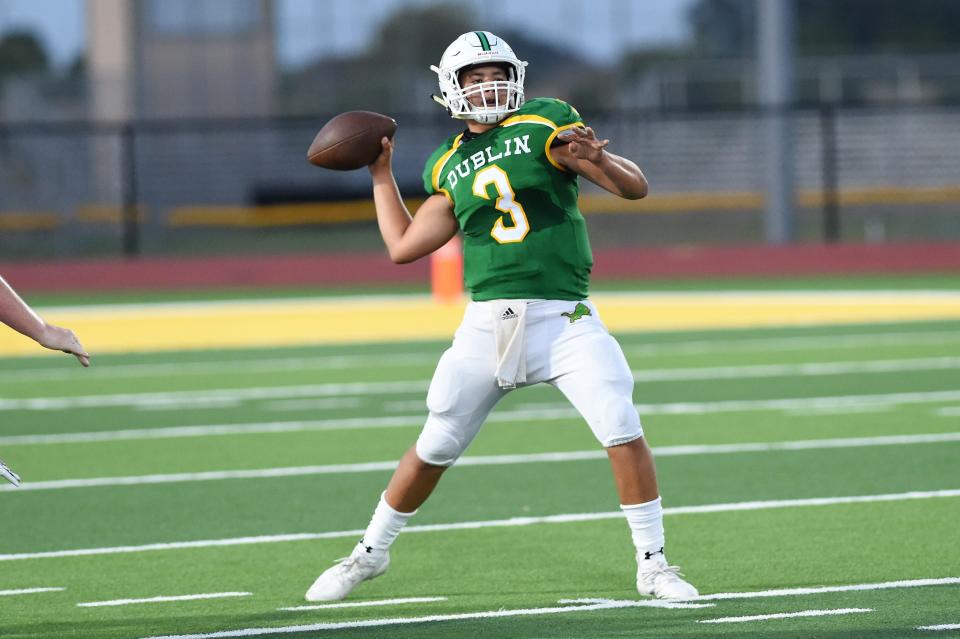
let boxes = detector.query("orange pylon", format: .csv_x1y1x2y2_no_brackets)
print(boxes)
431,235,464,303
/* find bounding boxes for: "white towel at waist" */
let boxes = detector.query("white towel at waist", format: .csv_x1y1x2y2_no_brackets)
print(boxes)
491,301,528,389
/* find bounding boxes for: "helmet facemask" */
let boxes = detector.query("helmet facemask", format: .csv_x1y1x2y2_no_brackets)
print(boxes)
430,32,527,124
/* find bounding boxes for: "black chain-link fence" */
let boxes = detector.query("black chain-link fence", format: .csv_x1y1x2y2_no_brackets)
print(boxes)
1,103,959,261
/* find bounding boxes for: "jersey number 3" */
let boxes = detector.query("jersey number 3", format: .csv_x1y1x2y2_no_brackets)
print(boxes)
473,166,530,244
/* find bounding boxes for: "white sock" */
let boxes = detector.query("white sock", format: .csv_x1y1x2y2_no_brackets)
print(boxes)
621,496,665,562
356,492,416,554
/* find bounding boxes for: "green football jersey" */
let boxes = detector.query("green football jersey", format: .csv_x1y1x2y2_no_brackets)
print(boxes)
422,98,593,301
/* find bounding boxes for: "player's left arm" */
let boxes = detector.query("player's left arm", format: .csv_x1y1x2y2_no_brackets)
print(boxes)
551,127,648,200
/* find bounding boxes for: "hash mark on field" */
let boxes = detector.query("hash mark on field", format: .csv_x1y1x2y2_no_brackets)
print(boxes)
0,587,64,596
919,623,960,631
698,607,873,624
4,433,959,492
3,491,958,562
279,597,447,611
77,592,251,607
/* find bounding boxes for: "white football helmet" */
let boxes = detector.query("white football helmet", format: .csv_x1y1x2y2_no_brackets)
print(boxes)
430,31,527,124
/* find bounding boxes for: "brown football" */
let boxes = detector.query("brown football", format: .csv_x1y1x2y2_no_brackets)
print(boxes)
306,111,397,170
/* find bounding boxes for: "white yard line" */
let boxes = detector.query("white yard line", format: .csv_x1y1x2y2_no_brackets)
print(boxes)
0,587,64,596
635,390,960,415
0,416,428,446
7,388,960,446
3,489,958,562
138,599,719,639
0,353,435,383
2,355,959,412
786,405,893,417
689,577,960,602
556,598,713,610
698,608,873,624
631,356,960,382
279,597,448,611
0,531,358,562
565,578,960,606
263,398,364,412
382,400,429,413
4,432,959,493
624,330,960,358
651,433,960,455
134,399,243,412
919,623,960,631
77,592,251,608
136,577,960,638
0,461,400,491
5,329,958,383
0,381,429,412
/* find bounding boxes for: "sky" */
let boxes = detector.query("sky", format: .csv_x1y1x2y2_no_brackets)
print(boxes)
0,0,85,67
277,0,699,67
0,0,697,70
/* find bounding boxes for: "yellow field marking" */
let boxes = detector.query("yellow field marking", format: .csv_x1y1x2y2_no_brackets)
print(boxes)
597,292,960,330
0,291,958,356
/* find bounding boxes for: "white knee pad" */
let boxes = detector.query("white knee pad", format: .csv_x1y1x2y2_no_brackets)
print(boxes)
415,414,470,467
594,394,644,448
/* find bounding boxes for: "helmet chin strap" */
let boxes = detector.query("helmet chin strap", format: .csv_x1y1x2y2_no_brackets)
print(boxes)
433,95,506,124
470,111,506,125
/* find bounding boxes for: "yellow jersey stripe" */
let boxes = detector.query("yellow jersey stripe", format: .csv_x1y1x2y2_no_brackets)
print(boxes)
500,114,557,129
545,122,585,171
431,133,465,192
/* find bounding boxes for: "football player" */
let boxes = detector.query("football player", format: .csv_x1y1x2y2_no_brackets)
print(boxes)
0,275,90,487
307,31,697,601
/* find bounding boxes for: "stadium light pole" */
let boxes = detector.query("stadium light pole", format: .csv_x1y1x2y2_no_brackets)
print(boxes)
757,0,796,244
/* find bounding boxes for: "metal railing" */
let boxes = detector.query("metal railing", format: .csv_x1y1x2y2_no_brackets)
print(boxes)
2,103,959,260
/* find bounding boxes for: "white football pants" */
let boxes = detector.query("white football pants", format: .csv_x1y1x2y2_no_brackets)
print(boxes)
415,299,643,466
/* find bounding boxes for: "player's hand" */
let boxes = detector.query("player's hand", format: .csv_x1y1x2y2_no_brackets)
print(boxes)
559,127,609,163
368,137,394,176
37,323,90,367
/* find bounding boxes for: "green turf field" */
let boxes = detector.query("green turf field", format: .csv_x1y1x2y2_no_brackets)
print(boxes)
1,284,959,638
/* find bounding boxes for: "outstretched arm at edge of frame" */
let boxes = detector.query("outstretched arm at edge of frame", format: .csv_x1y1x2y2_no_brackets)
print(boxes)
0,275,90,366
